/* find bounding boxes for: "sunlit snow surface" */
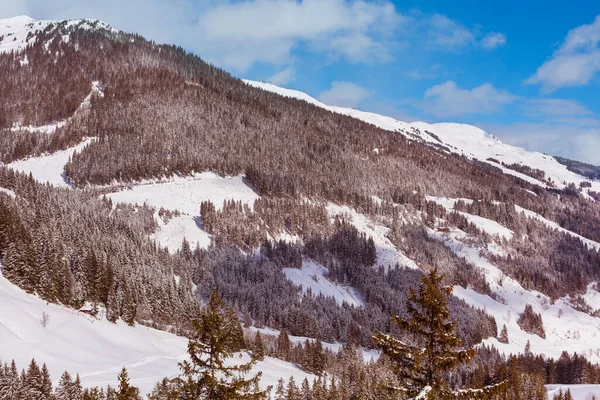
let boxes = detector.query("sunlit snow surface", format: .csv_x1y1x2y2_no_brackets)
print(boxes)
0,16,115,55
0,273,315,396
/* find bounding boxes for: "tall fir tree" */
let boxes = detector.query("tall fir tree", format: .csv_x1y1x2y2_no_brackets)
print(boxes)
374,268,506,399
115,367,141,400
178,289,268,399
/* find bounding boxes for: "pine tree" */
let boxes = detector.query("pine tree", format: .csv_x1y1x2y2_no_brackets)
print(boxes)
0,360,20,400
254,331,265,361
55,371,82,400
274,378,286,400
40,363,54,399
499,324,509,344
373,268,506,399
178,290,267,399
277,330,291,361
286,376,300,400
116,368,141,400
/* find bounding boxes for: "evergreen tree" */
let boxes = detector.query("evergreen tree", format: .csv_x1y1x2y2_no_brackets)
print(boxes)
373,268,506,399
40,363,54,399
0,360,21,399
499,324,509,344
253,331,265,361
277,330,291,361
116,368,141,400
274,378,286,400
178,290,267,399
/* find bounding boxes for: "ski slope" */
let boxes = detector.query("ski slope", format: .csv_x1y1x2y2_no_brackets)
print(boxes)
0,272,314,397
245,80,600,194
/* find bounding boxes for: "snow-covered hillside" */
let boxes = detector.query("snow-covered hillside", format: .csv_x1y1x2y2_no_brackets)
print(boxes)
284,259,365,308
106,172,260,252
0,272,314,396
245,80,600,194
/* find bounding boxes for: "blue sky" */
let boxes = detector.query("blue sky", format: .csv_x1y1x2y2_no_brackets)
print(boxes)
2,0,600,163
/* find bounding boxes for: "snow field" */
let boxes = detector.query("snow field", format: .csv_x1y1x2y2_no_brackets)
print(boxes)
326,203,419,270
430,226,600,363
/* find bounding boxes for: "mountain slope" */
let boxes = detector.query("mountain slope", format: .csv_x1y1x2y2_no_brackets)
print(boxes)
244,80,600,194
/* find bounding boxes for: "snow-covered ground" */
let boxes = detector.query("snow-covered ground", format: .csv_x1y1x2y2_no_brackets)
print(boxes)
455,211,514,240
0,187,16,199
150,214,212,252
546,384,600,400
284,259,365,308
0,272,314,396
7,138,95,188
106,172,259,252
246,80,600,194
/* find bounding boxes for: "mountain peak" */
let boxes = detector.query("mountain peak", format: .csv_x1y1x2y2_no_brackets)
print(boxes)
0,15,115,55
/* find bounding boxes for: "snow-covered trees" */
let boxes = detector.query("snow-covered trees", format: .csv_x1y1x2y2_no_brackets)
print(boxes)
517,305,546,339
374,268,506,399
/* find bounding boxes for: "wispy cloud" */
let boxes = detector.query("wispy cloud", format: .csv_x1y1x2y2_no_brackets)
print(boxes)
419,81,517,117
268,67,295,86
480,32,506,50
526,15,600,92
526,98,591,118
318,81,371,108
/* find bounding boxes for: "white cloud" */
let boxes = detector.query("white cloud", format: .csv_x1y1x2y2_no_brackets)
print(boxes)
188,0,404,71
318,81,371,108
420,81,517,117
526,15,600,91
480,32,506,49
267,67,295,86
426,14,475,50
